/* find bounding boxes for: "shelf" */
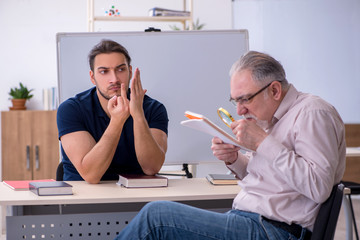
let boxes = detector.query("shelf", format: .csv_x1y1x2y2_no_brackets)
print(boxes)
93,16,192,22
87,0,193,32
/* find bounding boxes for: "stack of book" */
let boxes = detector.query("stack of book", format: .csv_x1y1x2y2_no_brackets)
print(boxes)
148,7,190,17
206,174,239,185
3,179,56,191
3,179,73,196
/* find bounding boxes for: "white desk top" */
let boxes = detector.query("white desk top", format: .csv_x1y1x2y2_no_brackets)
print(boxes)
0,178,240,206
346,147,360,157
2,148,356,207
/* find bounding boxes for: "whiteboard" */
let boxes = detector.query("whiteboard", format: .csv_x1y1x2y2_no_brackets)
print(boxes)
57,30,249,165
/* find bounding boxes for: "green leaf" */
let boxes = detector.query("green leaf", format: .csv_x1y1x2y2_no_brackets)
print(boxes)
9,82,34,100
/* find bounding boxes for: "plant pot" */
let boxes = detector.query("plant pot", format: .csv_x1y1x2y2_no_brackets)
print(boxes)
10,99,27,110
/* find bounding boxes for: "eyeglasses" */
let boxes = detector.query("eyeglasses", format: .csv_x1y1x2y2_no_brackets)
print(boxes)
230,81,273,106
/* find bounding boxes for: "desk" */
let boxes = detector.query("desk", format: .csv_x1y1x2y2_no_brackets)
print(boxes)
344,147,360,182
346,147,360,157
0,178,240,239
1,150,357,239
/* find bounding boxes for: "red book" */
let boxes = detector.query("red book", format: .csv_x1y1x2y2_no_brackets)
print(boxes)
3,179,56,191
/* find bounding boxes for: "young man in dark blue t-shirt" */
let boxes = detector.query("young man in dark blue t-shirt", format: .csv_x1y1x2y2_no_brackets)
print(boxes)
57,40,168,184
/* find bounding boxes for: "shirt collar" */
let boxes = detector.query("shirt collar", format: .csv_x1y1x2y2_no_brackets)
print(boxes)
272,84,299,123
90,87,106,118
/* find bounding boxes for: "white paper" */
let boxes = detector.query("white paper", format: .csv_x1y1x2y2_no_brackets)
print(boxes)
180,118,251,152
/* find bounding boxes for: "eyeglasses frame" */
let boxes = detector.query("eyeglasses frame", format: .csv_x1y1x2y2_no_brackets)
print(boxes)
230,81,275,106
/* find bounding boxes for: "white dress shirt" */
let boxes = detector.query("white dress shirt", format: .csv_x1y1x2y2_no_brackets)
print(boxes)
228,84,346,231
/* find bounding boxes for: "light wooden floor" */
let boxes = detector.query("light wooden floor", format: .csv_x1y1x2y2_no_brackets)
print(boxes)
335,196,360,240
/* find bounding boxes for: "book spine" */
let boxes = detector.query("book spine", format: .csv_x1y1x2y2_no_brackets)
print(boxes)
43,87,58,110
29,185,40,196
148,8,190,17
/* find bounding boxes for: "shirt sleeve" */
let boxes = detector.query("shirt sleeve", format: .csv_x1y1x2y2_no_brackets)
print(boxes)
57,99,87,139
256,109,345,203
146,102,169,135
226,151,250,179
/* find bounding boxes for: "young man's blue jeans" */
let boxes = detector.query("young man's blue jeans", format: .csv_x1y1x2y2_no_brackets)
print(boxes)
115,200,309,240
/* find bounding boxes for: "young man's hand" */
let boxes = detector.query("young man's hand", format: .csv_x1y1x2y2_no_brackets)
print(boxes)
108,83,130,124
129,68,147,119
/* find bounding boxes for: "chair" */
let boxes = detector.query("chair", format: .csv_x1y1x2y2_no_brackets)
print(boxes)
56,161,64,181
341,181,360,240
311,183,345,240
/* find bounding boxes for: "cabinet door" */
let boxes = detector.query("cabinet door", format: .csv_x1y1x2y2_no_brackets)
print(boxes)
31,111,59,180
1,111,32,180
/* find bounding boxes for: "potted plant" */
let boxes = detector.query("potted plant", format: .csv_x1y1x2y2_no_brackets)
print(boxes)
8,82,34,110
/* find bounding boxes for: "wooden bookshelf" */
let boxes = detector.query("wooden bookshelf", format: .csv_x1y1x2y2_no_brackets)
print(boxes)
87,0,193,31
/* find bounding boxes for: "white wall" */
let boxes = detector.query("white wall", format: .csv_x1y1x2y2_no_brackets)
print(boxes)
0,0,232,111
0,0,232,178
2,0,358,179
233,0,360,123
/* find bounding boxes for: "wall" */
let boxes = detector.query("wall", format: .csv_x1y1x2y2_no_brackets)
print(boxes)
233,0,360,123
0,0,231,111
0,0,232,178
2,0,358,178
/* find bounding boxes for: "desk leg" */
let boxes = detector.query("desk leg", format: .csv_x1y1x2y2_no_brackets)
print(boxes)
189,164,196,178
0,205,5,237
343,195,353,240
0,205,22,238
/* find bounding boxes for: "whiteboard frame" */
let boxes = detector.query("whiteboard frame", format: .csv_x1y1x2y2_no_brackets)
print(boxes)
56,30,249,165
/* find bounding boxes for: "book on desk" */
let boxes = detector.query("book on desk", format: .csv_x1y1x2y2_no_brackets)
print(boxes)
206,174,239,185
117,174,168,188
3,179,56,191
29,181,73,196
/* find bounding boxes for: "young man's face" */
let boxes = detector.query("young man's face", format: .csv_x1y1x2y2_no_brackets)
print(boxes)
90,52,132,100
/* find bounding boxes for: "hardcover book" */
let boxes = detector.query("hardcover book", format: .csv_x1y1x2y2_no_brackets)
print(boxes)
3,179,55,191
29,181,73,196
206,174,239,185
117,174,168,188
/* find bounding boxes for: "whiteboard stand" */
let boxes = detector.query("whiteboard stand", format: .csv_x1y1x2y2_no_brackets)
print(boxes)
159,163,193,178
